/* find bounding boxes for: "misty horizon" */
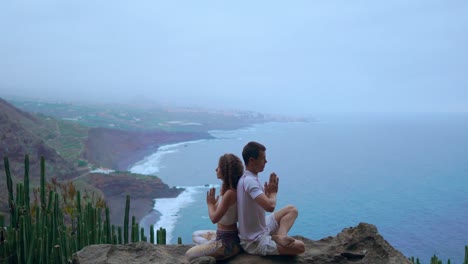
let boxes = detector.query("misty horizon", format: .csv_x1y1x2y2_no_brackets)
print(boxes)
1,1,467,115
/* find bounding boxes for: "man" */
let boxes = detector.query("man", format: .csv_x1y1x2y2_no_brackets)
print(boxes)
237,141,305,255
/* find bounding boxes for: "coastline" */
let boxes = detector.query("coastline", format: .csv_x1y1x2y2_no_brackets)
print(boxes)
83,127,215,171
124,138,226,243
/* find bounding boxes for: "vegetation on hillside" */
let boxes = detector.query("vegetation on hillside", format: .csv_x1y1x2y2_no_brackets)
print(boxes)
33,113,89,166
8,98,307,133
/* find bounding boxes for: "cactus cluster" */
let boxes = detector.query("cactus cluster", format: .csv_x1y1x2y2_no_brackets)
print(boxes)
409,246,468,264
0,156,176,264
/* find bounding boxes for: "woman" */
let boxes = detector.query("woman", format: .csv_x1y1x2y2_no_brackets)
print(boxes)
185,153,244,261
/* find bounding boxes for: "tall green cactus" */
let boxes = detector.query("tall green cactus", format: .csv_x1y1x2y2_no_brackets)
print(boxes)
1,156,173,263
140,227,146,242
156,227,166,245
156,229,161,244
124,195,130,244
40,156,46,210
97,208,102,243
4,157,16,228
76,190,82,249
105,207,111,244
24,155,30,210
18,215,26,264
111,225,117,245
464,245,468,264
118,226,123,244
131,216,136,242
150,224,154,244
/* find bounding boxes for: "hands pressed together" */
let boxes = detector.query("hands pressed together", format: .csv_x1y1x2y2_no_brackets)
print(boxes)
206,187,219,206
264,172,279,197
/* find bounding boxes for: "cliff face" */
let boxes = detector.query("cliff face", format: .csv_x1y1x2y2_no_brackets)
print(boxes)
72,222,412,264
82,127,213,171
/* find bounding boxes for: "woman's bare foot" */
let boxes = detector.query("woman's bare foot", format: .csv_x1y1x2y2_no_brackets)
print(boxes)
272,235,295,247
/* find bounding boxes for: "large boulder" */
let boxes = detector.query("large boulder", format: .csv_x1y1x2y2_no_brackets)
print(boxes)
72,222,411,264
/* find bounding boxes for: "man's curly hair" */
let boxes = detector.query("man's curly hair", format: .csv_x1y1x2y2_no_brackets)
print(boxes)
218,153,244,195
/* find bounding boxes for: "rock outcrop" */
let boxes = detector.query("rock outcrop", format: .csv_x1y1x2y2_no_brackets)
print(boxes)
72,222,411,264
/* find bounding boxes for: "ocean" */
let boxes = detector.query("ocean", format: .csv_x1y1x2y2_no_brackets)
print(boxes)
130,113,468,263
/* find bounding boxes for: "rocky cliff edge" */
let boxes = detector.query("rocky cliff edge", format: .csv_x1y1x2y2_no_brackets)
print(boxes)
72,222,411,264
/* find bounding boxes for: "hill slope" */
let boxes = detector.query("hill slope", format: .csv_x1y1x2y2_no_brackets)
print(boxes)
0,98,79,212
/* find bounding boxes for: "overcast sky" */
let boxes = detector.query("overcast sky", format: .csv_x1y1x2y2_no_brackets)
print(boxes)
1,1,467,115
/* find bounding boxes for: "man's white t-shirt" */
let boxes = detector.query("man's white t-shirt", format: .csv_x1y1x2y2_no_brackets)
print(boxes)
237,170,268,242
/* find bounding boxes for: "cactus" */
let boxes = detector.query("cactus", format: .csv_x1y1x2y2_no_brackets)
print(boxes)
430,255,442,264
4,157,16,228
40,156,46,210
118,226,123,244
150,225,154,244
105,207,111,244
17,215,24,264
1,156,172,263
156,227,166,245
464,245,468,264
24,155,30,211
124,195,130,244
156,229,160,244
131,216,136,242
76,190,82,249
135,222,140,242
140,227,146,242
112,226,118,245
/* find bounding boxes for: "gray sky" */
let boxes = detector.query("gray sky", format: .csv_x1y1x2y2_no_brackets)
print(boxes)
1,0,467,115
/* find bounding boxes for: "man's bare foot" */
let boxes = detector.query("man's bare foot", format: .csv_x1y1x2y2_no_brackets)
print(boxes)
272,235,295,247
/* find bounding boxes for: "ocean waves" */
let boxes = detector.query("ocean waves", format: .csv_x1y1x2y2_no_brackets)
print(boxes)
150,184,218,244
129,139,207,175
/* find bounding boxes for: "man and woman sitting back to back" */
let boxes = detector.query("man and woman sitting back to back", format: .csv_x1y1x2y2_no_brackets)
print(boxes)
185,141,305,261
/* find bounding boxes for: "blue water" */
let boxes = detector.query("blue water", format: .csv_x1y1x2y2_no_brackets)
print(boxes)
131,113,468,263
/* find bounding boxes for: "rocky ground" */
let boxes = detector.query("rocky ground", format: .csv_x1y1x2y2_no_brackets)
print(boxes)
72,222,412,264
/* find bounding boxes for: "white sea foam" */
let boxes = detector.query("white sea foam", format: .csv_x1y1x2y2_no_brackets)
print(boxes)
90,168,115,174
129,139,207,174
151,185,218,244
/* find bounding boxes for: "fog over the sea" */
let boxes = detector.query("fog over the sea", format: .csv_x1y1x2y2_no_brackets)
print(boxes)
1,1,467,115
